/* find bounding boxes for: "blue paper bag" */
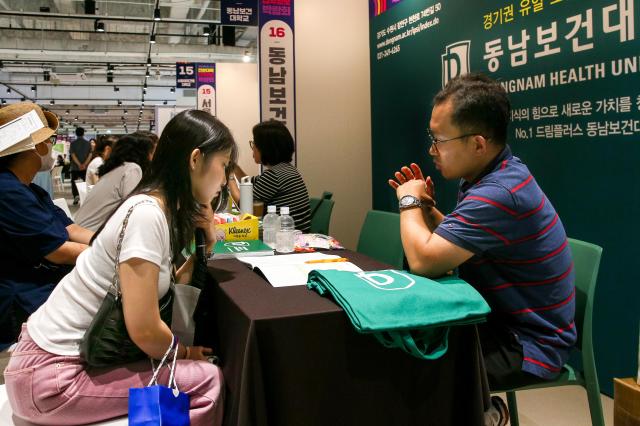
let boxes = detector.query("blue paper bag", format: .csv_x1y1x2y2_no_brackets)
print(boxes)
129,336,190,425
129,385,189,426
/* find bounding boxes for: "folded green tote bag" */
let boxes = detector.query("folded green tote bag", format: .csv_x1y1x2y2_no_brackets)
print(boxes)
307,269,490,360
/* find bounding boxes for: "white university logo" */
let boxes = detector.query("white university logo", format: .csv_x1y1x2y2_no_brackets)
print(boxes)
441,40,471,88
355,270,416,291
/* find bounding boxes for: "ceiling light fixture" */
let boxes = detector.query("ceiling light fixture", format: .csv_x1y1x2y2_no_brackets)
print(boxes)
242,51,251,63
50,100,55,105
146,58,152,67
31,85,36,92
114,86,119,92
153,7,161,21
150,34,156,44
203,26,211,36
94,20,105,32
170,86,175,93
6,88,10,94
117,100,122,106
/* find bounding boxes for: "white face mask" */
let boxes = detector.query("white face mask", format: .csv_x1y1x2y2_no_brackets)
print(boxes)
37,143,56,172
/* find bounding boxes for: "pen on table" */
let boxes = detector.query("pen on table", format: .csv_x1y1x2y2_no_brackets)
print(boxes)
305,257,349,264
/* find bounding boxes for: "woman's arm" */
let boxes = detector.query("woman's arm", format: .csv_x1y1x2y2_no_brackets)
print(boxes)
120,257,213,360
120,258,174,359
174,203,216,284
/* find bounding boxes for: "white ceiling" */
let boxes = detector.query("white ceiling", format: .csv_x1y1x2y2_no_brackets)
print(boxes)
0,0,257,134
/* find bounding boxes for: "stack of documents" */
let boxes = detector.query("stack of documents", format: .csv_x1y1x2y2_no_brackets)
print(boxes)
238,253,362,287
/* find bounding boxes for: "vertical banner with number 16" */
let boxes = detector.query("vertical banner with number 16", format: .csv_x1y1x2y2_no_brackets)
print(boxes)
196,63,216,116
259,0,296,162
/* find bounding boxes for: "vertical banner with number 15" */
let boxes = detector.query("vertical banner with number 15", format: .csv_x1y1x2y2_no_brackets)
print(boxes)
259,0,296,162
196,63,216,116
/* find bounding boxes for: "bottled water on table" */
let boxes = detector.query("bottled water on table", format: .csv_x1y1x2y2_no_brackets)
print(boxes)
276,206,295,253
262,205,279,248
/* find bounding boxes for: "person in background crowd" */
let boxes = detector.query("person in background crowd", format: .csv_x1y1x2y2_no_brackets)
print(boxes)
70,127,92,205
4,109,234,425
85,135,116,185
0,103,94,352
389,74,576,426
229,120,311,231
73,132,157,231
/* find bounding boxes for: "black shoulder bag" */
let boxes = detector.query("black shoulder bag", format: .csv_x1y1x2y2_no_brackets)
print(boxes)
80,200,174,368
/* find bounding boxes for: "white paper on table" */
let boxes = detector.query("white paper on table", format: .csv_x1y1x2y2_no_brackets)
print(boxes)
238,252,362,287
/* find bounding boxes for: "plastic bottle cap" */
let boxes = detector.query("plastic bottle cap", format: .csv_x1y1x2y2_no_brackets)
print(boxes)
280,206,289,215
267,205,277,213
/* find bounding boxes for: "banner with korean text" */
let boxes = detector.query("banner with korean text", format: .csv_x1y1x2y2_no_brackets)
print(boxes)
176,62,197,89
222,0,258,26
259,0,296,161
196,63,216,116
369,0,639,395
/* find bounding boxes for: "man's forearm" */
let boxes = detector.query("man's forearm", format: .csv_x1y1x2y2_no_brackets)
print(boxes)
400,207,435,272
44,241,88,265
423,206,445,232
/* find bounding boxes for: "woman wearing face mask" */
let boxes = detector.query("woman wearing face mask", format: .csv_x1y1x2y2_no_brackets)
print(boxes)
0,103,94,351
31,136,58,198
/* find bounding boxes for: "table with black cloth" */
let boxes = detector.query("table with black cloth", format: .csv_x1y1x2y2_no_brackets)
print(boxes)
203,250,490,426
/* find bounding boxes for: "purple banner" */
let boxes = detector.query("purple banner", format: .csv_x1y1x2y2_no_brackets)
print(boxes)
370,0,405,17
196,63,216,116
258,0,296,159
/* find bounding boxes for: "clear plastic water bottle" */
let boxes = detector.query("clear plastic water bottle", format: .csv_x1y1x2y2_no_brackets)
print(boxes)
276,206,295,253
262,205,279,248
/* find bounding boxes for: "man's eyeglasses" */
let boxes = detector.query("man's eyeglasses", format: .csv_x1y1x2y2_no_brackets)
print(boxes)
249,140,255,149
426,129,483,152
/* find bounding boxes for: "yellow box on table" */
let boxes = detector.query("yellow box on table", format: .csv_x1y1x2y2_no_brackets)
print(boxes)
216,214,259,241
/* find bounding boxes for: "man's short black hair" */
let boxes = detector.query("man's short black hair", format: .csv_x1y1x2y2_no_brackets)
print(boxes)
252,120,294,166
433,73,510,145
75,127,85,137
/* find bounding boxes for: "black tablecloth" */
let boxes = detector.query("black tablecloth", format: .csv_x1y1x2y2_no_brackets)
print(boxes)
202,250,489,426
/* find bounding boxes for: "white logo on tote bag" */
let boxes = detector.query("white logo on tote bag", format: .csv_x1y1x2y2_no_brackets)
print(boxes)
355,270,415,291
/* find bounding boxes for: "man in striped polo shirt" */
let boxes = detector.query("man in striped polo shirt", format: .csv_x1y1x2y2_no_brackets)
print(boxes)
389,74,576,417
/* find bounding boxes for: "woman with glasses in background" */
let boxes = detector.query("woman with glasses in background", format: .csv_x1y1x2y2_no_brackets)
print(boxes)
230,119,311,231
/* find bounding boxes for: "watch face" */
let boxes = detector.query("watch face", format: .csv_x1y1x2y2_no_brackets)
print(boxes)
400,196,419,208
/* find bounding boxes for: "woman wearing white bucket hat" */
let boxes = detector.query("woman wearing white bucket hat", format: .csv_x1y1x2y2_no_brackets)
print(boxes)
0,102,94,350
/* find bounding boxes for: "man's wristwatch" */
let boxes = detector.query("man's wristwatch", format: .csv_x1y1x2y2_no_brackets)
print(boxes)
398,195,422,211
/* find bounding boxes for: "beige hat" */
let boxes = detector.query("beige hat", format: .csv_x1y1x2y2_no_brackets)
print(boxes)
0,102,59,158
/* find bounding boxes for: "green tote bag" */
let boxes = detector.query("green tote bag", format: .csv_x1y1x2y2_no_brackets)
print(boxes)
307,269,490,360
